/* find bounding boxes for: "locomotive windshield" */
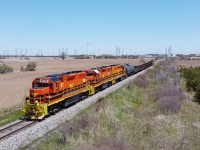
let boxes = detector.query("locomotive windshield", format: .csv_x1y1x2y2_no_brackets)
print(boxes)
33,83,49,88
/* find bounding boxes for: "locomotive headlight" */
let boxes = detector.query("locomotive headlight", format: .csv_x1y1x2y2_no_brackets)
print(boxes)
33,93,38,97
35,100,39,106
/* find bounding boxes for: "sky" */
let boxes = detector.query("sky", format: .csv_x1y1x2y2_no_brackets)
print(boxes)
0,0,200,56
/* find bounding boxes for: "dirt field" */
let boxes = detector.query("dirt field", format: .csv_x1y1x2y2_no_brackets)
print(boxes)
177,59,200,67
0,57,151,110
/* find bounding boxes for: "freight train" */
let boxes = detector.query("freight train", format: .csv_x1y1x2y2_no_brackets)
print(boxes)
22,60,154,119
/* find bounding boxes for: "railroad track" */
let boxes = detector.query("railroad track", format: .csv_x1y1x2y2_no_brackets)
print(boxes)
0,120,37,141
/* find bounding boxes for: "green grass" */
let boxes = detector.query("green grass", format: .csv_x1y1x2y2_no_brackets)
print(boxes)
0,109,21,127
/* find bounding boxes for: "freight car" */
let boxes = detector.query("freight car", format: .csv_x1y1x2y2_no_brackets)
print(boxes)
22,60,153,119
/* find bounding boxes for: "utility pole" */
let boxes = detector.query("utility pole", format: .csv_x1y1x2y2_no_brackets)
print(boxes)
65,48,68,56
20,48,23,59
58,48,61,57
86,42,89,55
15,48,18,58
7,50,9,58
25,49,27,57
168,46,172,57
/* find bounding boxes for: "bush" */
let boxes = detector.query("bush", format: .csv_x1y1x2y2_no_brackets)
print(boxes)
180,66,200,101
76,136,130,150
20,66,25,72
194,84,200,101
58,124,69,143
95,98,107,112
140,58,146,63
25,62,36,71
159,95,182,113
0,64,13,74
151,84,185,113
133,75,148,89
24,57,30,60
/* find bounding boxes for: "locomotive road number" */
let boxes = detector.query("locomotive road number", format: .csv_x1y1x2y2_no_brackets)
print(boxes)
37,79,49,83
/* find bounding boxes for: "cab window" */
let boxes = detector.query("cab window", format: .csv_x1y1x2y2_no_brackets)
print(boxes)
33,83,49,88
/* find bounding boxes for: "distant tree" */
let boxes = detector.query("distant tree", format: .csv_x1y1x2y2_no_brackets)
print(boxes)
140,57,146,63
61,51,66,60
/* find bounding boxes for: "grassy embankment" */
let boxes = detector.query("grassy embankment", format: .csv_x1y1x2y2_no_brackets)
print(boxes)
22,59,200,149
0,107,21,127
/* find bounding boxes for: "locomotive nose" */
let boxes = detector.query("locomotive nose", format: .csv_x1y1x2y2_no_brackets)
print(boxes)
30,87,49,95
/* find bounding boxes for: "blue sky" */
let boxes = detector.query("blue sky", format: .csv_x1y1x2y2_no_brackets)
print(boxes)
0,0,200,55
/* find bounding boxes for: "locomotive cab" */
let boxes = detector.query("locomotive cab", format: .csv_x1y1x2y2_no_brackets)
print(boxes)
86,70,100,81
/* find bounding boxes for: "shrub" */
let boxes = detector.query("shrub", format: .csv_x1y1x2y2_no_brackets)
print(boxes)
95,98,107,112
151,68,160,80
24,57,30,60
57,113,96,144
25,62,36,71
20,66,25,72
0,64,13,74
133,75,148,89
76,136,130,150
159,95,182,113
146,68,154,79
95,136,130,150
140,58,146,63
154,64,161,71
194,84,200,101
180,66,200,101
155,72,167,84
58,124,69,143
151,84,185,113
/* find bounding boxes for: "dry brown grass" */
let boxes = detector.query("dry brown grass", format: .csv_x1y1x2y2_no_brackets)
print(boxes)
177,59,200,67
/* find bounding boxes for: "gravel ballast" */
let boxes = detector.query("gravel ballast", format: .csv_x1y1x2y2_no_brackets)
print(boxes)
0,67,152,150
